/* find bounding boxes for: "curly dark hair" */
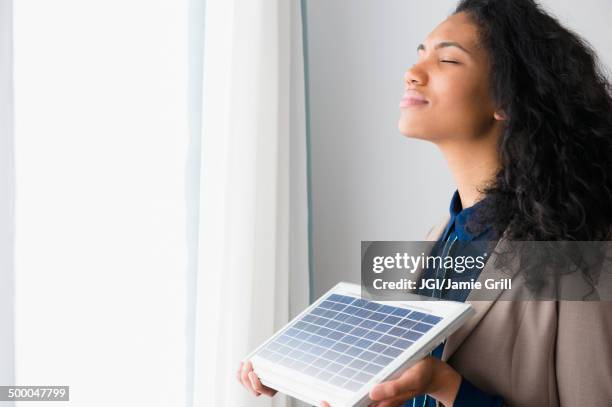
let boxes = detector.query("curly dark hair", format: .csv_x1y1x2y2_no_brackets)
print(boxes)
455,0,612,241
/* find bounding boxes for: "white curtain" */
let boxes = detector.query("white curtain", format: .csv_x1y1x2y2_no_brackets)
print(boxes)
10,0,192,405
1,0,309,406
0,0,15,397
193,0,310,406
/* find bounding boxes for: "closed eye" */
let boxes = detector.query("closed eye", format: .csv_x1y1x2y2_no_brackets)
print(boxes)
441,60,459,64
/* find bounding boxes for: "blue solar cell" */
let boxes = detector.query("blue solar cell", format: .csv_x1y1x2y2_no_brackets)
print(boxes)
344,306,361,315
382,315,401,325
333,313,350,322
349,359,367,370
363,363,383,374
421,314,442,324
379,335,396,345
301,353,316,364
337,323,353,333
331,302,347,311
413,323,433,333
409,311,427,320
327,294,345,302
316,327,332,337
389,327,408,337
319,338,335,348
320,300,335,309
364,302,382,311
349,327,368,337
364,331,382,341
359,319,377,329
311,345,326,355
346,316,364,325
392,338,413,349
324,320,341,330
338,367,359,379
336,295,354,304
352,299,369,307
298,342,313,352
373,323,393,333
346,346,363,357
355,338,374,349
353,371,373,383
355,308,373,318
369,342,386,353
311,307,326,317
327,331,344,341
373,354,393,366
383,347,402,358
313,358,330,369
327,362,343,373
295,331,310,340
369,312,387,321
314,316,328,325
323,349,341,361
323,310,338,319
286,328,300,337
336,354,353,365
378,305,397,314
391,308,410,317
306,335,322,345
287,338,301,348
401,330,421,341
301,314,316,323
331,342,349,353
397,318,417,329
359,350,377,361
340,335,359,345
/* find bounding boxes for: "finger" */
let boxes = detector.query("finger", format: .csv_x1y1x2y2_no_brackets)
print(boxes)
320,401,331,407
240,360,259,396
247,372,262,397
369,359,428,401
370,379,404,401
249,372,277,397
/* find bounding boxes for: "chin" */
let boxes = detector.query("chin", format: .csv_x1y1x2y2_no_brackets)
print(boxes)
398,120,429,141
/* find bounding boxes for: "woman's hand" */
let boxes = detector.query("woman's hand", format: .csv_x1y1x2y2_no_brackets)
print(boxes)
367,356,461,407
236,360,277,397
319,356,459,407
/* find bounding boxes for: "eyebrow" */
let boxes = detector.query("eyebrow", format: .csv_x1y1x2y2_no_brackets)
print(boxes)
417,41,471,54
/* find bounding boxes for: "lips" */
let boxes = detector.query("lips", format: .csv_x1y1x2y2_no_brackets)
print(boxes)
399,90,429,108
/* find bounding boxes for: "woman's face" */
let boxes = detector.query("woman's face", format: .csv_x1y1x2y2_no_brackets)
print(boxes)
398,12,499,143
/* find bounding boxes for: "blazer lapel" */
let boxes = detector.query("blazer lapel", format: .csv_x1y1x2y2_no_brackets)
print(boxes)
441,237,515,361
418,215,515,361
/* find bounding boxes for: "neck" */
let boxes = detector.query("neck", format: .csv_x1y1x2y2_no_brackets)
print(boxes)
436,134,501,209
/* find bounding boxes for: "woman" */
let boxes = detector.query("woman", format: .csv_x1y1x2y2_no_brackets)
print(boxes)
238,0,612,405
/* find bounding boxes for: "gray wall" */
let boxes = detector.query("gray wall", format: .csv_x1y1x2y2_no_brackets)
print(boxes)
303,0,612,298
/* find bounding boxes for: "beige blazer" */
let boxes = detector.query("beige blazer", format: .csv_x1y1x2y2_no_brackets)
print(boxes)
423,215,612,407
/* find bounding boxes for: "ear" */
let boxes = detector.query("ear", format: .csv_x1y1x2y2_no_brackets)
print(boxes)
494,110,507,121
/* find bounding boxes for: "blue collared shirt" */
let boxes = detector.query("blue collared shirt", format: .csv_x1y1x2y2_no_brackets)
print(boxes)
404,190,503,407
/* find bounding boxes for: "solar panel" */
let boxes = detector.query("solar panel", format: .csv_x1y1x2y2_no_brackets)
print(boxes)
254,293,443,391
245,282,473,407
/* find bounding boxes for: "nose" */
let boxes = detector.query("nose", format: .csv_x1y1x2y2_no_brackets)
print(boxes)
404,64,427,87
